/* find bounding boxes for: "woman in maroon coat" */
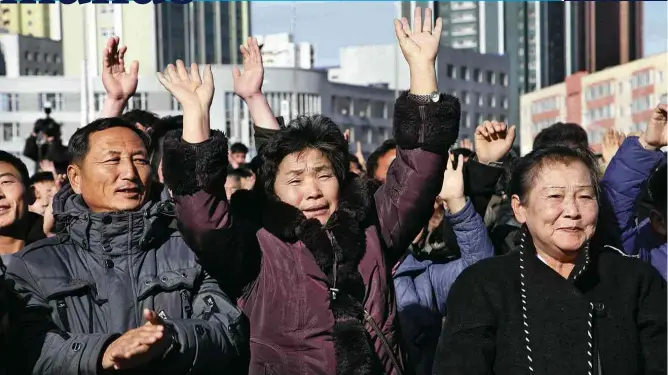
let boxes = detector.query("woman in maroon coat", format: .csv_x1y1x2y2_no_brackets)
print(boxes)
157,8,458,375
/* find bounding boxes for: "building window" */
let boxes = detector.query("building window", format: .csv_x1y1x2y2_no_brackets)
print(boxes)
44,53,51,63
474,68,482,83
500,115,507,123
40,93,63,111
486,71,495,85
2,123,14,142
451,90,457,99
502,97,508,109
477,94,483,106
94,93,106,112
24,51,32,61
0,94,18,111
463,91,470,104
54,55,61,64
476,113,483,125
446,64,455,79
488,95,496,107
130,93,148,110
171,97,182,111
460,66,469,81
500,73,508,86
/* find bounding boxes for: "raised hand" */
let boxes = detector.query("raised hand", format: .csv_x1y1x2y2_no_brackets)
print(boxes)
438,153,466,214
393,7,442,68
474,121,516,164
157,60,214,114
640,104,667,151
601,128,626,163
233,37,264,100
102,37,138,101
157,61,214,143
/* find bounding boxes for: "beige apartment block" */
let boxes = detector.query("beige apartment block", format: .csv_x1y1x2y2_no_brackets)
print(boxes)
520,52,667,155
0,3,52,38
61,2,250,78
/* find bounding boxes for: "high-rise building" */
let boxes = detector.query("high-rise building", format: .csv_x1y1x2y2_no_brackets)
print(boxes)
0,3,53,39
400,1,505,54
60,2,251,77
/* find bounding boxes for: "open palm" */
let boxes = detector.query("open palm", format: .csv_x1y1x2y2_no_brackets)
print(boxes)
394,7,442,66
102,37,138,101
643,104,667,149
233,37,264,100
157,60,214,114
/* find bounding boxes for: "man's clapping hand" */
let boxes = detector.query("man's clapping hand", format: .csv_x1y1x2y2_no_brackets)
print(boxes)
474,121,516,164
101,309,173,371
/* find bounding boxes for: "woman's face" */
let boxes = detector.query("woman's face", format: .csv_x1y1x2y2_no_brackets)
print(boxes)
274,148,339,225
512,160,598,256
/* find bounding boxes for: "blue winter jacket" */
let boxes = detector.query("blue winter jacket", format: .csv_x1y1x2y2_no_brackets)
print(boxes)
393,198,494,375
601,136,667,279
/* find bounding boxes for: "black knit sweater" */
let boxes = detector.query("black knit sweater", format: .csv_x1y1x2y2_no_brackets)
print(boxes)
434,227,666,375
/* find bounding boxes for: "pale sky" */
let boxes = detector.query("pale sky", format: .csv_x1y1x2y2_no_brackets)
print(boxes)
251,1,668,68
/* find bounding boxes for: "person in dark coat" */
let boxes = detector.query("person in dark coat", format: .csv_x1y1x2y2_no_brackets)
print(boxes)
434,146,667,375
6,118,249,375
157,8,457,375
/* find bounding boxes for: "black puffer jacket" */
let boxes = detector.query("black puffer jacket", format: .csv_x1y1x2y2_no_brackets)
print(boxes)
6,186,250,375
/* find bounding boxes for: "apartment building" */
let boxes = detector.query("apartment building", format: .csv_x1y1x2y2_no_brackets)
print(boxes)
520,52,667,155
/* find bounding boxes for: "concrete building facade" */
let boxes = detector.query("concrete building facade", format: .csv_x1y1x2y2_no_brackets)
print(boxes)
257,33,314,69
328,44,512,142
0,66,394,171
520,52,667,155
60,2,250,78
0,3,52,38
0,31,63,77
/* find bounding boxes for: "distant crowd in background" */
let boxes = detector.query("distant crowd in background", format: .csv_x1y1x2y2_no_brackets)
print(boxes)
0,8,666,375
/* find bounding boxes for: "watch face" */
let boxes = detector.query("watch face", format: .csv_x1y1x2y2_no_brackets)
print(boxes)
431,92,440,102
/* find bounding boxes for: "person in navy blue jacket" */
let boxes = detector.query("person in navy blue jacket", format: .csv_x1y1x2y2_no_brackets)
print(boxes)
600,104,667,279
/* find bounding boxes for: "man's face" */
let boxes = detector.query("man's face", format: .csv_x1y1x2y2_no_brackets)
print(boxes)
374,148,397,183
30,180,56,215
0,162,29,230
68,127,151,213
230,152,246,166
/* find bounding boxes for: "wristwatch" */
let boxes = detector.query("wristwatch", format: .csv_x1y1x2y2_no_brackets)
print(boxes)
408,91,440,104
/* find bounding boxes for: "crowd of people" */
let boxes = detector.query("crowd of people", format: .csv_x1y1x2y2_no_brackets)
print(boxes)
0,8,666,375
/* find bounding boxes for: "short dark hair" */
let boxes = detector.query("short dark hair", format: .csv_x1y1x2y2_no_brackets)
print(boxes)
366,139,397,180
533,122,589,151
230,142,249,155
508,146,600,205
68,117,151,164
0,151,29,187
148,116,183,178
260,115,348,199
29,171,55,186
230,167,254,179
649,162,666,217
121,109,160,130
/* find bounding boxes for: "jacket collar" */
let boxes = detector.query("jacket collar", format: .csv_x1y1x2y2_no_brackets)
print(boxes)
52,184,175,255
518,225,593,284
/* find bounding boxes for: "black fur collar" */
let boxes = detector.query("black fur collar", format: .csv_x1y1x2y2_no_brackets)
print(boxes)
262,174,384,375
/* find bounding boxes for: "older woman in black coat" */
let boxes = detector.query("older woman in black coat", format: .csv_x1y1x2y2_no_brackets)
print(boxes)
433,146,666,375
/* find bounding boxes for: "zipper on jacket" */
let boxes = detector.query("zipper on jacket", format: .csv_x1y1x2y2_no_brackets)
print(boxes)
56,299,71,331
364,310,404,375
181,290,193,318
